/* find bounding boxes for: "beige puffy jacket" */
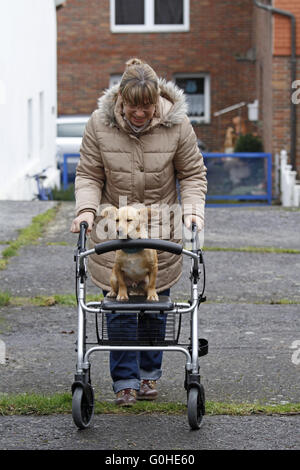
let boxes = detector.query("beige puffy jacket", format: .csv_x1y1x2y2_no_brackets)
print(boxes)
75,79,207,292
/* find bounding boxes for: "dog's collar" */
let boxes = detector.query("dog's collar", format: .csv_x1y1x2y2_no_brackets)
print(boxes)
121,247,144,254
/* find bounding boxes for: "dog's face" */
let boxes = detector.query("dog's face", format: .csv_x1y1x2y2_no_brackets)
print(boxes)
101,206,149,239
116,206,146,239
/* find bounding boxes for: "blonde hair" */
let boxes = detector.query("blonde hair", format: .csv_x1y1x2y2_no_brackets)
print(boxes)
119,58,160,106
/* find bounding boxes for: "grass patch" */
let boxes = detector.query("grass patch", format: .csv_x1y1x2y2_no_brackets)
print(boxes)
282,207,300,212
1,292,299,308
0,393,299,416
0,205,59,271
0,393,72,415
13,207,58,246
0,293,103,308
46,241,69,246
203,246,300,254
269,298,300,305
0,259,8,270
205,401,300,416
0,291,10,307
1,246,18,258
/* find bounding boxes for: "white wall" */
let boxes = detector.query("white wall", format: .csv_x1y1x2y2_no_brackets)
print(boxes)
0,0,60,200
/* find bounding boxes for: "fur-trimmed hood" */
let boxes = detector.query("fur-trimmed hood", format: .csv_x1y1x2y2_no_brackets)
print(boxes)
97,78,188,129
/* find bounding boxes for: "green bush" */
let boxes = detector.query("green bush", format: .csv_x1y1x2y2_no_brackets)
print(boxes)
52,184,75,201
234,134,264,153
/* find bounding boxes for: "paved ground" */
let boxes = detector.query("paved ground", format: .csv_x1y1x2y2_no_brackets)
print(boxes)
0,414,299,450
0,201,299,450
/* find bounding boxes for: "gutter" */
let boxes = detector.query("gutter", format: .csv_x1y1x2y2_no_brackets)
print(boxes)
253,0,297,171
55,0,66,8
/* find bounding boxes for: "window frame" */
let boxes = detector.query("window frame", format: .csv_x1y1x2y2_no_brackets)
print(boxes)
109,74,123,88
110,0,190,33
173,73,211,124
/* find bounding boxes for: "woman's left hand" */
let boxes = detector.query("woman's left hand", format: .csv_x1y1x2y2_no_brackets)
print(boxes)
184,215,204,232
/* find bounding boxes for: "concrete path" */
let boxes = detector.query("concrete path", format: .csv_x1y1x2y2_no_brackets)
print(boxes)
0,201,299,450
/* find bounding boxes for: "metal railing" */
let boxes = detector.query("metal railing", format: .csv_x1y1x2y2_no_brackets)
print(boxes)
203,152,272,206
62,153,80,190
62,152,273,205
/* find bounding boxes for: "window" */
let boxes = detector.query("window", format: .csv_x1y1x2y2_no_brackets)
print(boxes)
109,74,122,88
174,74,211,124
110,0,189,33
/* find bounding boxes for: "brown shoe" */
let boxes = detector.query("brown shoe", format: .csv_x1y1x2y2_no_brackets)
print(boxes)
137,380,158,401
115,388,137,407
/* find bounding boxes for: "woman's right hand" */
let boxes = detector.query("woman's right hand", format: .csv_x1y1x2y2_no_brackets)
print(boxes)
70,211,95,233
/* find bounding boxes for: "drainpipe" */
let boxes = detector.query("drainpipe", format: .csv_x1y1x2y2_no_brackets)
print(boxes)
253,0,297,171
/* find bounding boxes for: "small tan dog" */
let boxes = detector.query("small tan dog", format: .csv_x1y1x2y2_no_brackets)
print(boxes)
101,205,159,301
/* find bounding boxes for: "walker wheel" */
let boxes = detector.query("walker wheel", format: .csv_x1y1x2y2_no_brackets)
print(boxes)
187,385,205,430
72,384,94,429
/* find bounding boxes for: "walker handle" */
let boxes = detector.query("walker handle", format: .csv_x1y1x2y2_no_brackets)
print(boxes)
94,239,183,255
78,221,88,252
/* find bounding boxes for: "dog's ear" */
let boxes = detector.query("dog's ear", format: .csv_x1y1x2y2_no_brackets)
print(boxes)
100,206,118,219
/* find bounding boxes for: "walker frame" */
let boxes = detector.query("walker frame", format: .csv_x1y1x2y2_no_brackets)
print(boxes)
71,222,208,430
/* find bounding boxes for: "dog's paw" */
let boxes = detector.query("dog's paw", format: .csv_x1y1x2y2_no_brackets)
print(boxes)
107,290,117,298
147,291,159,301
117,292,129,301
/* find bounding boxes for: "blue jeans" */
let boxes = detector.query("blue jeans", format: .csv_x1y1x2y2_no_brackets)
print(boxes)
103,289,170,394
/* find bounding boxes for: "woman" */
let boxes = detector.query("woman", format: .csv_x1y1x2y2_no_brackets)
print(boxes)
71,58,207,406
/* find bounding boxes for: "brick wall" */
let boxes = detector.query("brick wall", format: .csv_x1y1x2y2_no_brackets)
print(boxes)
253,0,300,174
253,3,273,154
272,57,292,153
57,0,256,152
273,0,300,56
272,0,300,173
272,57,300,172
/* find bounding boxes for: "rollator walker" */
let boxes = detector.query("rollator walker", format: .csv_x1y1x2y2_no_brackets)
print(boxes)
72,222,208,430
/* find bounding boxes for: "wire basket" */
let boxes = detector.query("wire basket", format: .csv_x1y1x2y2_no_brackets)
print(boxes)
95,310,182,346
